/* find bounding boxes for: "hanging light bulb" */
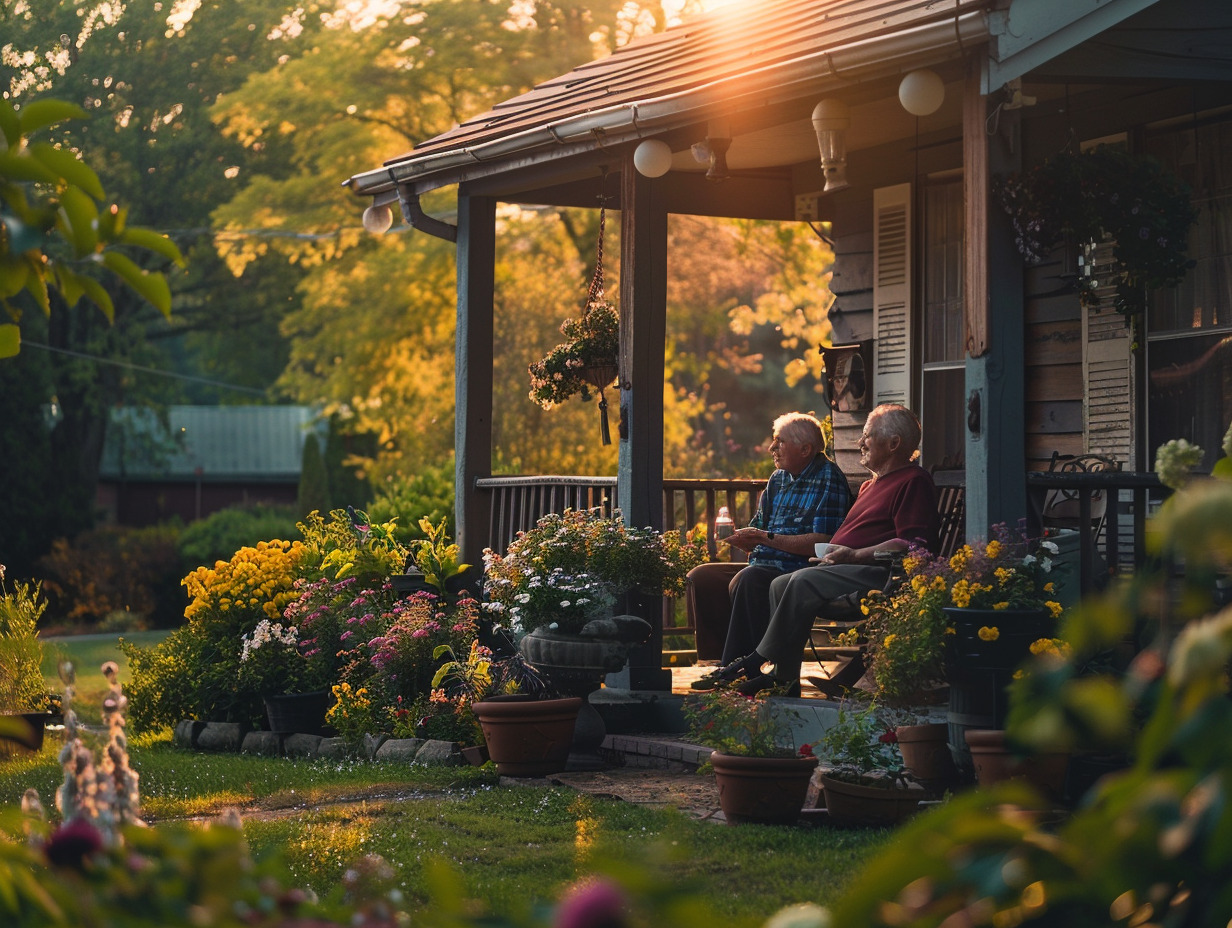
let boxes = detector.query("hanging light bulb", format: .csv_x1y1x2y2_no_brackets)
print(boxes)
898,69,945,117
633,139,673,178
362,203,394,234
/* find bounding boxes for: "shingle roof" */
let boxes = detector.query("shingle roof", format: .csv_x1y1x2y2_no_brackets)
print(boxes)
348,0,993,195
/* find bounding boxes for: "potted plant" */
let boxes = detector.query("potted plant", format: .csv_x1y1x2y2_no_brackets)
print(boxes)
815,702,925,827
684,688,816,825
997,144,1197,327
237,618,332,734
432,639,581,777
0,565,52,754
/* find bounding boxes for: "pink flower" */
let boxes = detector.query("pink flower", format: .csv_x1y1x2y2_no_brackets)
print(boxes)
798,743,814,758
553,879,628,928
45,818,104,870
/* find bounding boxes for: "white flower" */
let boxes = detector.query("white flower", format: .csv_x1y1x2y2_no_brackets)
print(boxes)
559,600,571,608
1040,540,1059,554
515,593,531,604
1156,437,1205,490
1041,558,1053,573
1022,554,1036,566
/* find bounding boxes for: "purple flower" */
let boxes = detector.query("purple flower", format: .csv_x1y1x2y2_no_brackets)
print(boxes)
553,879,628,928
45,818,104,870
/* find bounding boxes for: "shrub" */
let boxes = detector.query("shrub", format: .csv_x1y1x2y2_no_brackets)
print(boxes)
123,539,309,731
37,523,183,630
175,504,300,576
0,565,47,713
365,460,456,545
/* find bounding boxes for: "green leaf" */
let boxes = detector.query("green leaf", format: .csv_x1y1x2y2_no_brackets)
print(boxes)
0,214,45,254
57,186,99,257
77,273,116,323
101,251,171,316
15,98,86,135
121,226,185,266
0,255,30,298
0,323,19,358
0,99,19,147
0,150,60,185
27,142,104,199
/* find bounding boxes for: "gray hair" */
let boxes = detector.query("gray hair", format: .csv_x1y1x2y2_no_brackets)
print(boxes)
867,403,921,453
773,412,825,450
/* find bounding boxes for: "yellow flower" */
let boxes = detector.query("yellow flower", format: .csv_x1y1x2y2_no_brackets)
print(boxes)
994,567,1013,584
1012,669,1025,680
985,540,1002,559
902,556,919,574
1044,582,1055,593
932,576,947,591
1046,600,1063,618
945,627,955,635
883,634,897,648
993,601,1009,611
860,603,871,616
977,626,1000,641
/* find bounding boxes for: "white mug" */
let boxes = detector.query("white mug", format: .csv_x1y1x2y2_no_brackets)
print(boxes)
814,542,832,559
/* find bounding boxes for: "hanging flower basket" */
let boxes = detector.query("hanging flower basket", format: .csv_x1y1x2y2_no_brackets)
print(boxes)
528,194,620,443
996,145,1197,323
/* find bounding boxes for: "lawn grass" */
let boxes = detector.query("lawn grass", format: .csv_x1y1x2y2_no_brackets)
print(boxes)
0,732,893,922
39,630,169,724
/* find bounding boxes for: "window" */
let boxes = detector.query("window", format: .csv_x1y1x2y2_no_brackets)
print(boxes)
1144,116,1232,472
920,178,965,471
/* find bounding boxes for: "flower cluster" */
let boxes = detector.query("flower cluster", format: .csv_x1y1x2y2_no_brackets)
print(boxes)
528,299,619,409
182,540,307,624
683,688,800,758
366,591,479,699
236,618,324,696
1155,437,1204,490
862,525,1065,706
325,681,375,745
482,509,705,637
997,145,1197,321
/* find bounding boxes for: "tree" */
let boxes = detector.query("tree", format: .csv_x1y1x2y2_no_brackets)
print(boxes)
0,98,182,358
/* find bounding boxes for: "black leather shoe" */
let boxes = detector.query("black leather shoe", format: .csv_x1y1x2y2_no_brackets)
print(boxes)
735,672,801,698
689,654,758,691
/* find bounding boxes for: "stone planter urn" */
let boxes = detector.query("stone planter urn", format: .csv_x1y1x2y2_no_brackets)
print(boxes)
519,614,652,769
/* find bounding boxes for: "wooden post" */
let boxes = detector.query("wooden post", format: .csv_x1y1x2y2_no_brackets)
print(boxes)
455,191,496,572
610,159,671,692
964,56,1028,538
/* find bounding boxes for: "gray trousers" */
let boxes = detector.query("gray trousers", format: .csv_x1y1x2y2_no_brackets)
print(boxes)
759,564,889,680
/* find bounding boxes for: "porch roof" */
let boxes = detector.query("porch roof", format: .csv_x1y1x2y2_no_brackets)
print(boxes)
345,0,1168,201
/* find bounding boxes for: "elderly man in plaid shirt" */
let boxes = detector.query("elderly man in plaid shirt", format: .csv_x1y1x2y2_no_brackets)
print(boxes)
688,412,850,689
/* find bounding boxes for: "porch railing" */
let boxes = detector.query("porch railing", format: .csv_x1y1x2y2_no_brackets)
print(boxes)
1025,469,1166,595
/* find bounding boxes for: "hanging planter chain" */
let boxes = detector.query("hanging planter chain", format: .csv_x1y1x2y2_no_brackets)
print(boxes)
583,193,617,445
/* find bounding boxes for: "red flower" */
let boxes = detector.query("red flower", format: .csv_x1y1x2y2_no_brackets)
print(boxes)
879,729,898,744
798,743,814,758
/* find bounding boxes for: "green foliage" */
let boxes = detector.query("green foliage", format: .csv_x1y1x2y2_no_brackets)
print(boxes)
409,516,470,596
0,569,48,713
0,97,184,358
37,523,184,630
997,145,1197,322
298,508,406,584
175,505,301,576
296,432,331,518
830,477,1232,926
366,460,457,545
528,298,619,408
683,689,799,758
816,703,902,781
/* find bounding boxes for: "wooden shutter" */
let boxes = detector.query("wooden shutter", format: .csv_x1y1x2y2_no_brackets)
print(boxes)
1083,240,1133,463
873,183,914,405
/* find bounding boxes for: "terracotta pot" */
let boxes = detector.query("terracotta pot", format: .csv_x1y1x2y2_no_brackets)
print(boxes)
964,729,1069,801
472,696,582,777
709,751,817,825
819,772,925,827
896,722,958,790
263,691,331,735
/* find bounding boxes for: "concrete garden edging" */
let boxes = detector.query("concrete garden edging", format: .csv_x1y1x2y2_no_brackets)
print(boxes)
174,720,469,765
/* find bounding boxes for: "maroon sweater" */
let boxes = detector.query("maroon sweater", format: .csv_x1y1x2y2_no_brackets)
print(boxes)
831,465,938,553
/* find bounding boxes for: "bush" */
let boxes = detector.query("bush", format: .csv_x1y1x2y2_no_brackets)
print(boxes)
123,540,309,732
175,504,300,577
37,523,183,630
0,567,47,713
365,460,456,546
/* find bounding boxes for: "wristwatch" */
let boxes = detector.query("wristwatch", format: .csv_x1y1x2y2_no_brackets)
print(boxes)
766,532,776,540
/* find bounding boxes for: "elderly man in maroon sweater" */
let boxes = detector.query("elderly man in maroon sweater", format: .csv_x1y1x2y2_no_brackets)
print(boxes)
728,403,939,696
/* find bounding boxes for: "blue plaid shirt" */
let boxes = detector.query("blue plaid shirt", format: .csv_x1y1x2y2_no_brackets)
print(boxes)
747,453,851,572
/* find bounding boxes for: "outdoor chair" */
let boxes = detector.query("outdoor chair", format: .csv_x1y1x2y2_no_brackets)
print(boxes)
1040,451,1121,540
